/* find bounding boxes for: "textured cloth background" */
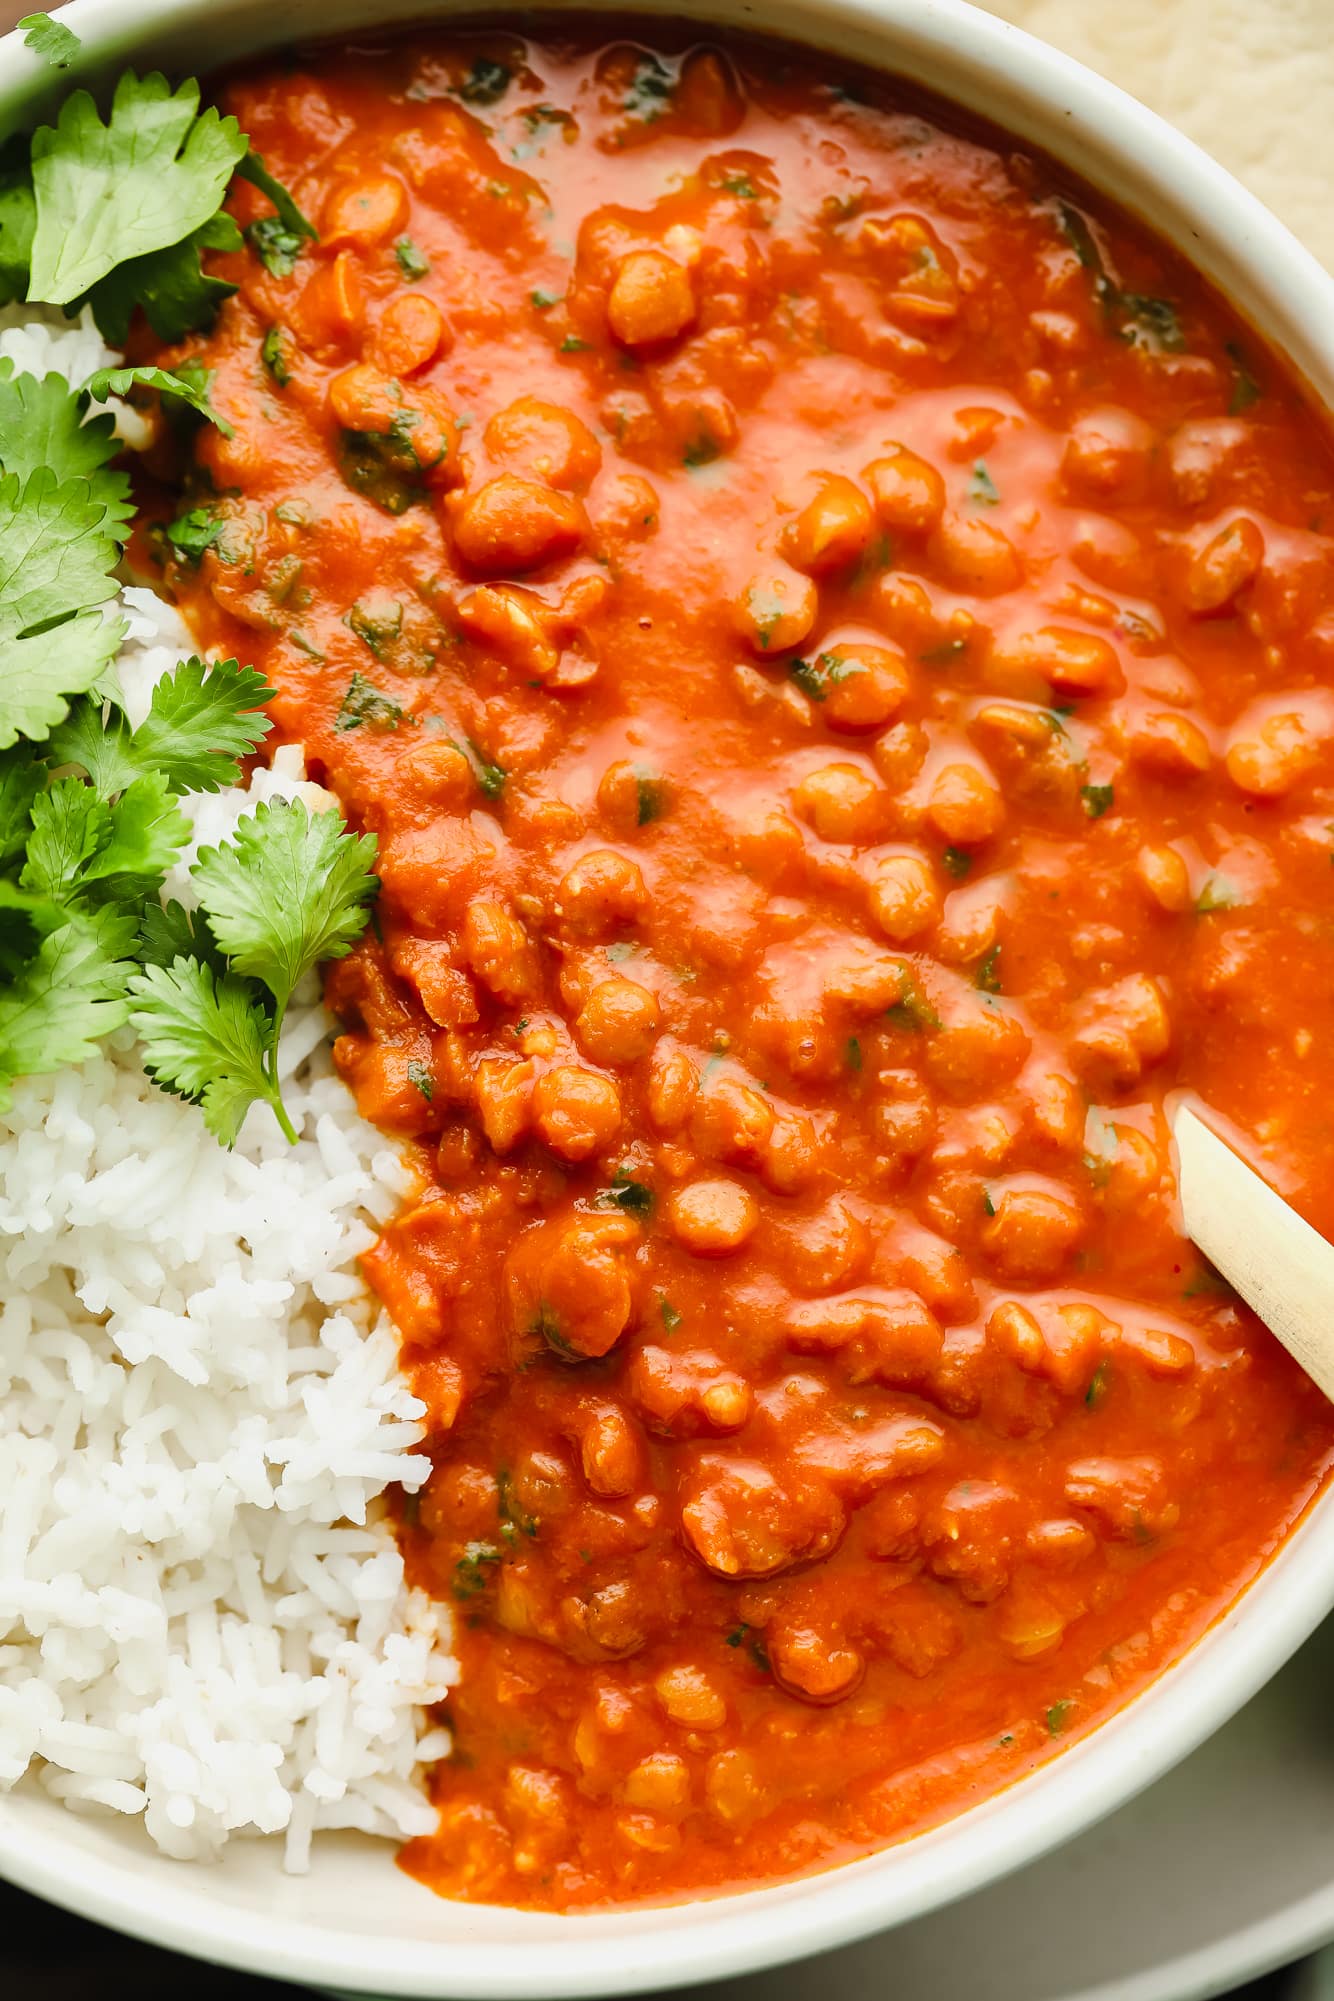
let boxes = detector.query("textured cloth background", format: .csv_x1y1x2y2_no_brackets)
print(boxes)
975,0,1333,269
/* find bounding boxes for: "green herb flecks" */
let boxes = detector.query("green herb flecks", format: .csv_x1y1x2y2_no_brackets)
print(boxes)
942,846,972,878
334,671,404,734
967,460,1000,506
1080,782,1114,820
659,1296,683,1332
597,1169,654,1217
347,594,404,660
623,53,676,123
407,1059,433,1101
452,1540,504,1598
262,324,293,386
1196,874,1239,914
1054,200,1186,355
974,945,1002,994
1085,1361,1110,1408
633,765,666,824
886,973,941,1033
457,57,512,105
1046,1698,1075,1736
394,234,430,280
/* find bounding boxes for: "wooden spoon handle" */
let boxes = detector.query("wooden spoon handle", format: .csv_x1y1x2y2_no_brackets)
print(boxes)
1173,1104,1334,1403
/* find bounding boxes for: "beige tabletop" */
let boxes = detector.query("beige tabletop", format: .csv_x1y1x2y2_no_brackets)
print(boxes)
975,0,1334,270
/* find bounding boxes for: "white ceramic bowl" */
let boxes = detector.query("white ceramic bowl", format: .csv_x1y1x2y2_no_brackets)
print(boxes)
5,1,1334,1993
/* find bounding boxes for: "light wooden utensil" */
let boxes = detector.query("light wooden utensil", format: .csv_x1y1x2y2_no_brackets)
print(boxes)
1173,1103,1334,1403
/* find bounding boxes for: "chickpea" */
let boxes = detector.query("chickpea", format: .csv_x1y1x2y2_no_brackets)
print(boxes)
1065,1454,1179,1539
607,248,696,348
872,718,929,792
484,395,602,490
781,475,875,575
506,1211,638,1362
463,900,541,1004
597,757,667,836
1028,626,1121,697
474,1056,536,1153
321,171,409,246
371,292,447,376
668,1177,759,1255
818,643,910,731
532,1065,622,1160
1183,517,1264,614
735,570,819,655
691,1074,775,1166
982,1184,1085,1280
872,1071,935,1162
574,976,661,1064
769,1625,864,1705
655,1664,727,1729
680,1457,843,1576
675,46,745,133
451,473,587,576
862,213,960,328
925,762,1003,844
867,851,940,942
623,1753,691,1816
647,1042,699,1134
1130,711,1212,777
705,1748,766,1824
457,583,559,682
1134,843,1191,913
928,512,1021,595
1072,973,1171,1085
1061,408,1154,499
328,363,401,433
557,850,648,936
395,739,475,811
581,1406,644,1497
863,445,946,533
791,762,888,843
1225,711,1320,798
295,250,365,356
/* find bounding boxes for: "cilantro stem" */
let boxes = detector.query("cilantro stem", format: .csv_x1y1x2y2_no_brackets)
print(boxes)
263,999,298,1143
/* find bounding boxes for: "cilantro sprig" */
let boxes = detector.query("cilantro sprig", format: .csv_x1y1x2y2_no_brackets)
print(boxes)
130,802,378,1145
0,63,314,344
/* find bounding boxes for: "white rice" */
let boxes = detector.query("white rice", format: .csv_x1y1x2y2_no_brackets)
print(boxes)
0,314,457,1867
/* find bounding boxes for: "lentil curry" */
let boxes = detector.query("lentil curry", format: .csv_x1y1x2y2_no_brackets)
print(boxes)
144,18,1334,1909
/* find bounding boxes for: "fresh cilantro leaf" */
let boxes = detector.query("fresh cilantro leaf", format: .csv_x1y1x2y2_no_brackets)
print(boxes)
0,139,35,307
0,745,42,867
1120,294,1184,353
46,697,139,797
335,671,403,733
0,876,66,978
633,764,665,824
21,775,109,900
20,13,81,69
0,906,134,1102
1080,782,1114,819
659,1296,682,1332
0,359,129,529
28,71,247,305
395,235,430,280
84,208,243,343
78,770,189,904
942,846,971,878
128,656,274,794
0,467,120,639
128,953,282,1147
83,362,233,436
191,798,378,1014
968,460,1000,506
163,501,224,564
407,1058,434,1101
137,897,225,974
530,287,561,310
0,606,123,751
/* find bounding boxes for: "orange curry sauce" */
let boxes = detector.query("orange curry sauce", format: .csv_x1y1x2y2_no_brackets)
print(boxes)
146,21,1334,1908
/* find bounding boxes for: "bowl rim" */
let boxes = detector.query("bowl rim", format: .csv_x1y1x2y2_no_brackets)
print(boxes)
5,0,1334,1994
